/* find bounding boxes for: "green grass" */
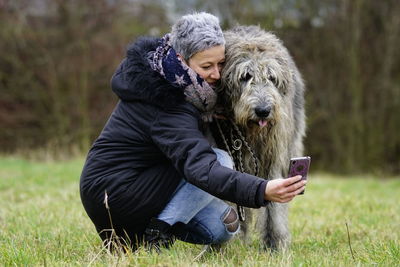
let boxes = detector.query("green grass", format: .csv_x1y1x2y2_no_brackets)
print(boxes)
0,157,399,266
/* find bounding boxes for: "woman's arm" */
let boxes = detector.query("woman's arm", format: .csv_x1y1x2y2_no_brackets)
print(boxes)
150,104,268,208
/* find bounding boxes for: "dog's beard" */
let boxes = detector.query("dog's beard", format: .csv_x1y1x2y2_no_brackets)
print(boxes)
233,94,278,132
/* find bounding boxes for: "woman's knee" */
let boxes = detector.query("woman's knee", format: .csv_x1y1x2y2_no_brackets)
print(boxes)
212,207,240,244
222,206,240,233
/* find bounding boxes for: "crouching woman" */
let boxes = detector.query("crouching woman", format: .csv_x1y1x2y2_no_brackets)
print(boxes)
79,12,305,252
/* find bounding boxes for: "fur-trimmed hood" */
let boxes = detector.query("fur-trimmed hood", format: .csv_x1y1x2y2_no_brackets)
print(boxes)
111,36,186,108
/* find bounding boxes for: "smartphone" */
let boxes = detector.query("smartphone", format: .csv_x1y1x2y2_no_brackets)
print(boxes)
288,156,311,194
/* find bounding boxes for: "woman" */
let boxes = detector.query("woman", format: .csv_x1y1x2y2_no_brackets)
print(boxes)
80,12,306,251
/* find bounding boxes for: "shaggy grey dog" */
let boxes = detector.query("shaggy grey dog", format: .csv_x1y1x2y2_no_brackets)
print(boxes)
217,25,306,250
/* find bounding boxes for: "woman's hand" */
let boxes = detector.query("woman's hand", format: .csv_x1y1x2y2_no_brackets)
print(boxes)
264,175,307,203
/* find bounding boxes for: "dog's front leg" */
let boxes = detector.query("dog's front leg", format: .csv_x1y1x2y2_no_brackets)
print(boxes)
259,202,290,250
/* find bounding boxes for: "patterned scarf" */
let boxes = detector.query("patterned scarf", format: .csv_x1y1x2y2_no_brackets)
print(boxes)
148,34,217,122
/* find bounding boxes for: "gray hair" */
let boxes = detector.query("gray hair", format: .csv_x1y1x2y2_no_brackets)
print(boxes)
170,12,225,61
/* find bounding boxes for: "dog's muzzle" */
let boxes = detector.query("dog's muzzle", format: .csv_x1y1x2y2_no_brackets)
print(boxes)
254,106,272,127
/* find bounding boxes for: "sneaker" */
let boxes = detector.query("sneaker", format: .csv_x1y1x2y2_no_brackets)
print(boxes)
144,218,175,252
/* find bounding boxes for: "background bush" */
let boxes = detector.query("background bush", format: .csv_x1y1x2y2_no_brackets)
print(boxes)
0,0,399,174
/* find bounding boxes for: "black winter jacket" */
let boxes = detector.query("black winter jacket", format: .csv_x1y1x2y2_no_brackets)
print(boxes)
79,37,268,244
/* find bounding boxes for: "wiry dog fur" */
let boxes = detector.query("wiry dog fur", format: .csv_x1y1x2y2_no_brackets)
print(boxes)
218,25,306,250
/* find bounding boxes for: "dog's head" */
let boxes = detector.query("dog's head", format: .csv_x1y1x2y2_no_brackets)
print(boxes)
220,26,298,131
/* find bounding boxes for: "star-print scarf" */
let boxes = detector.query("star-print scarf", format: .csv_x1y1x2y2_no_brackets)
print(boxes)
148,34,217,122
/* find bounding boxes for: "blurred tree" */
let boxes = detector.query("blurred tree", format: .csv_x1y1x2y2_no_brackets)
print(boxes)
275,0,400,174
0,0,398,174
0,0,169,154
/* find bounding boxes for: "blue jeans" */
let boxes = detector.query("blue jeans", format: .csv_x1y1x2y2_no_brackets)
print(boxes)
156,148,238,245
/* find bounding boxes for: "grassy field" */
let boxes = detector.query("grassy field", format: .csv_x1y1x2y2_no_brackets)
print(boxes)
0,156,399,266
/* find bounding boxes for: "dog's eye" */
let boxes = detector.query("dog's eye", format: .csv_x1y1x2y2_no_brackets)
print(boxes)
240,73,252,82
268,75,278,86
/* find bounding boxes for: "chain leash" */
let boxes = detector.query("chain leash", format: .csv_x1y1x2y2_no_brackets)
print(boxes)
215,119,260,222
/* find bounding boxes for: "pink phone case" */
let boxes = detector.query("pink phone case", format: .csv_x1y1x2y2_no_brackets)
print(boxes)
288,156,311,194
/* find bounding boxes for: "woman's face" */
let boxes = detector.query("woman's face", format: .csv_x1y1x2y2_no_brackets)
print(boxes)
186,45,225,88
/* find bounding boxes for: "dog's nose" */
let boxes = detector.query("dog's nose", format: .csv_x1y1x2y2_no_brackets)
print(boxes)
255,107,271,118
